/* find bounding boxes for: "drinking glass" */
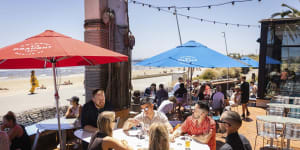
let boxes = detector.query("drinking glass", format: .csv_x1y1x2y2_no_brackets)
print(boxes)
184,134,191,149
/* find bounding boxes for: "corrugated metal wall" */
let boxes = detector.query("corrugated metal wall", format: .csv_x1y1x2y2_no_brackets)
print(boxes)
84,20,109,103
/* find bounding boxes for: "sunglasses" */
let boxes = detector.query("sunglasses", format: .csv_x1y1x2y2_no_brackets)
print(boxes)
142,106,150,112
219,120,231,126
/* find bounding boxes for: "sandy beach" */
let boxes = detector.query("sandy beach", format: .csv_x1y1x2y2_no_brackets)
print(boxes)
0,68,189,115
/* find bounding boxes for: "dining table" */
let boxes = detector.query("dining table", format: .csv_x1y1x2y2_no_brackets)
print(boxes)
256,115,300,149
74,128,210,150
33,117,77,150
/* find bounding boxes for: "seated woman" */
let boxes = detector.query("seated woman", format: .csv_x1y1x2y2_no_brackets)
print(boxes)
0,111,31,150
0,131,10,150
88,111,133,150
249,81,257,98
148,123,170,150
65,96,82,119
229,86,241,107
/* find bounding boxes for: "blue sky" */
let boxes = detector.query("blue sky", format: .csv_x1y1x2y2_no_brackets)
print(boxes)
0,0,299,59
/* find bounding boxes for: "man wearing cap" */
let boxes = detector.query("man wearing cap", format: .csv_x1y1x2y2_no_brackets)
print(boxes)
65,96,82,119
122,97,173,133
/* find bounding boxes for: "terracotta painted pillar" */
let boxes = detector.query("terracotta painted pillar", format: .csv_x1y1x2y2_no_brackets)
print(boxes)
84,0,133,111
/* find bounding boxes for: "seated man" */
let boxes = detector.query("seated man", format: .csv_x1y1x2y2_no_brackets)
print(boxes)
219,111,252,150
212,85,225,116
144,83,156,97
81,89,112,150
155,84,169,107
171,102,216,150
81,89,111,132
123,97,173,133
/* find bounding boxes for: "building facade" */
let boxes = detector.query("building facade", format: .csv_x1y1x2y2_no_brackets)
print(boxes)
258,17,300,99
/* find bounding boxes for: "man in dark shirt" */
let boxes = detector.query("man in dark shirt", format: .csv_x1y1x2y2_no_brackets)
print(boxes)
144,83,156,97
240,76,250,119
155,84,169,107
81,89,112,149
219,111,252,150
81,89,112,131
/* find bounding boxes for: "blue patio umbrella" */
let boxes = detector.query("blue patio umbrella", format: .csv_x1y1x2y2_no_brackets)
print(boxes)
240,57,259,67
266,56,281,64
136,40,248,68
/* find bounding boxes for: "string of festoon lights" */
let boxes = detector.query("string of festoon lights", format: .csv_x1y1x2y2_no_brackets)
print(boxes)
129,0,261,28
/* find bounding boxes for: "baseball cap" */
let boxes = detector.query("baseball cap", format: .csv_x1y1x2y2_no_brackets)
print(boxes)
140,97,153,105
67,96,79,103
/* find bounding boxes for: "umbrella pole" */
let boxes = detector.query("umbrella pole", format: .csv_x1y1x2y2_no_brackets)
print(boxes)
52,62,63,150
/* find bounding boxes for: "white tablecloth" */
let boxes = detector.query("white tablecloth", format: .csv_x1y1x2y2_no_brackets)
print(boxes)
36,118,77,130
74,129,93,143
114,129,210,150
75,129,210,150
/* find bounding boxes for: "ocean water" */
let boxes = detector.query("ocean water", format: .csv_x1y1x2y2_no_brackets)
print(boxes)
0,62,152,80
0,66,85,80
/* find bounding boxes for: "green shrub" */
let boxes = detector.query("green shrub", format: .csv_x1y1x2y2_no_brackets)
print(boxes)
199,69,218,80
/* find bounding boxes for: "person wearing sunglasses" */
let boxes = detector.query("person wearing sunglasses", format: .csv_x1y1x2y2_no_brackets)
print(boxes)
219,111,252,150
171,102,216,150
123,97,173,133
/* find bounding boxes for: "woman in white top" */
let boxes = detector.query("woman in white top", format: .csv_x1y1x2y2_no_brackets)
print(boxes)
229,86,241,107
65,96,82,119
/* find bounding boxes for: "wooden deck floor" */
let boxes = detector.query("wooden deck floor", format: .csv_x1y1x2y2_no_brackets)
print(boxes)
216,106,300,150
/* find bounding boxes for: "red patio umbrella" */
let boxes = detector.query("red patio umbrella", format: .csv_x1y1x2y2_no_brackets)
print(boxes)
0,30,128,148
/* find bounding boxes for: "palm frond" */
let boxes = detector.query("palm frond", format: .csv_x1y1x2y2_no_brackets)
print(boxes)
271,12,283,18
281,10,293,18
282,3,300,15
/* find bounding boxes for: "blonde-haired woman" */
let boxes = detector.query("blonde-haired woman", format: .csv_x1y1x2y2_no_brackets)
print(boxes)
88,111,132,150
149,123,170,150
